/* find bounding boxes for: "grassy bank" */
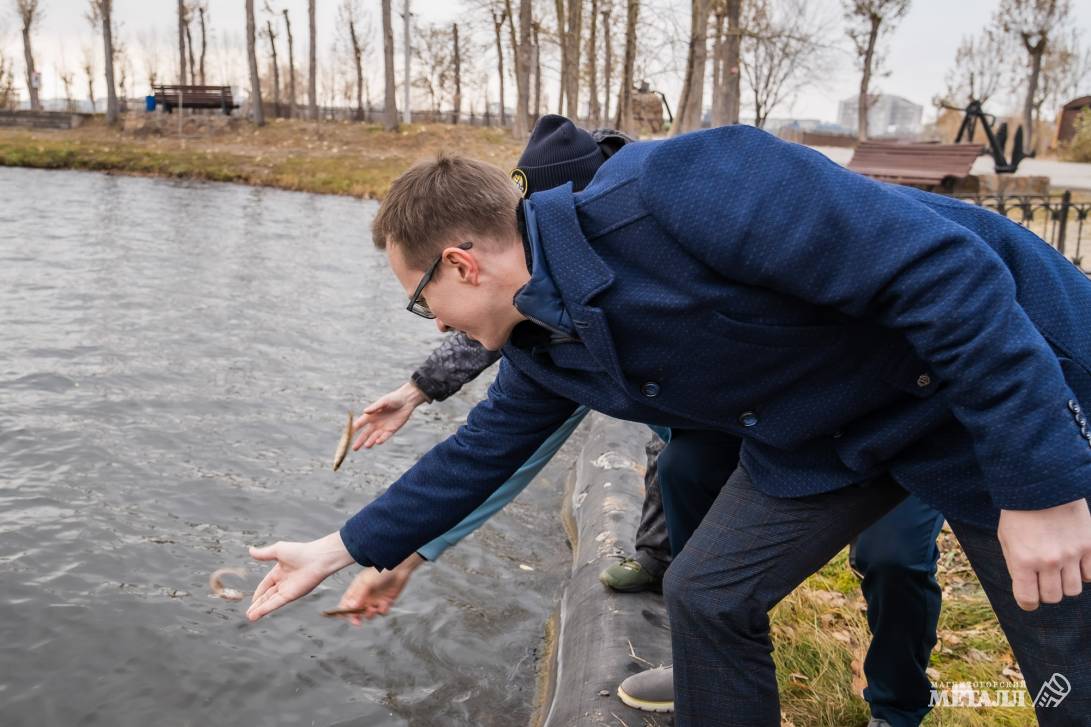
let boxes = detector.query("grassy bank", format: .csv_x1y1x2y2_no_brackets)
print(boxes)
0,115,526,198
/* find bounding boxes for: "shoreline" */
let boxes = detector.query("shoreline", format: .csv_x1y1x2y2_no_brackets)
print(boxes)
0,116,526,199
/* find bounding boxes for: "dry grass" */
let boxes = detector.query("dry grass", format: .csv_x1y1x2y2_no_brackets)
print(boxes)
774,527,1035,726
0,115,526,198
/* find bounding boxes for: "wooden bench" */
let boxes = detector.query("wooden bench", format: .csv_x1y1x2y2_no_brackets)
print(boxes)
152,85,238,115
847,141,984,190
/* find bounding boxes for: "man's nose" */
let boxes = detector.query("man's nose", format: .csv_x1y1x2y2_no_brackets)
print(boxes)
435,319,451,333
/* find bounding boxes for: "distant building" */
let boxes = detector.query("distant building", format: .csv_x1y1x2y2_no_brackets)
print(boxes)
838,94,923,138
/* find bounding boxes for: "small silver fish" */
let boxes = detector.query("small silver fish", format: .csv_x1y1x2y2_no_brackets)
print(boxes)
333,409,354,471
209,567,247,601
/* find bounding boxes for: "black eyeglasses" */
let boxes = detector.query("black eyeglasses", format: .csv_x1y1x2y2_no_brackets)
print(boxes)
406,241,473,319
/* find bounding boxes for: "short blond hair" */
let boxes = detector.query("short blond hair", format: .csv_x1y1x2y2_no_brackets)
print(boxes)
372,154,521,269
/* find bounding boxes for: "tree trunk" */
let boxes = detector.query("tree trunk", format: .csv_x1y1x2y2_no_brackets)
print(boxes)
177,0,187,85
615,0,638,133
710,0,740,126
185,17,197,84
602,6,613,123
245,0,264,125
282,9,296,118
452,24,462,124
348,18,364,121
512,0,532,138
381,0,399,130
102,0,118,124
20,24,41,111
672,0,711,135
565,0,583,119
587,0,601,125
198,6,207,85
533,22,542,120
711,2,724,120
857,15,880,141
307,0,318,121
401,0,411,125
1022,35,1046,153
554,0,566,114
266,20,281,117
492,10,507,126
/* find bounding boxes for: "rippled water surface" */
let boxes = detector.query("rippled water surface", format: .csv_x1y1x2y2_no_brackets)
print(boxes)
0,168,574,726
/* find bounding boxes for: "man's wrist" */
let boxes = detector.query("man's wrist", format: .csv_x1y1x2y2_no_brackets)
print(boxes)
317,531,357,575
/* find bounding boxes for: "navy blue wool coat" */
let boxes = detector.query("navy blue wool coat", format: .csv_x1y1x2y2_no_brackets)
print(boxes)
342,125,1091,570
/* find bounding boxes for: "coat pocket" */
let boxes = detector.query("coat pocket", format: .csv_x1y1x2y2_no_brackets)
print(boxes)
707,310,843,348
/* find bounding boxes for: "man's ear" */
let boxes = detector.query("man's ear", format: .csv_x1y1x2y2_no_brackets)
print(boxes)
443,245,480,284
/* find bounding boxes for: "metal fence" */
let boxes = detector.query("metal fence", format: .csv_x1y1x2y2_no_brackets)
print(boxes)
957,191,1091,274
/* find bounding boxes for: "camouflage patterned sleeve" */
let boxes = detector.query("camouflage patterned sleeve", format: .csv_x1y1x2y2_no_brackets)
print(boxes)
411,332,503,402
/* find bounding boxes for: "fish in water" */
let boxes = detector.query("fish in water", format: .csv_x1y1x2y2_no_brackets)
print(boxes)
333,409,354,472
209,567,248,601
320,606,418,617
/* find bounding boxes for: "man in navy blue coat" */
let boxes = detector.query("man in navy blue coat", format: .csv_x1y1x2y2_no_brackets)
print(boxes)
247,126,1091,726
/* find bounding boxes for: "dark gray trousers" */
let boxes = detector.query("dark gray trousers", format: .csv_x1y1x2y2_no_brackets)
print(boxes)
663,465,1091,727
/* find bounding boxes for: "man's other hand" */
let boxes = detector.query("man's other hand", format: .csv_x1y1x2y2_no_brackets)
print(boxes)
336,553,425,626
998,498,1091,611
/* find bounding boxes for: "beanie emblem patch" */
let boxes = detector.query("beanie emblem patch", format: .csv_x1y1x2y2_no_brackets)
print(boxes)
510,168,529,197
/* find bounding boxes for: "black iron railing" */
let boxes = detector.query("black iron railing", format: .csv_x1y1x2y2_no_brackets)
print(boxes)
956,191,1091,273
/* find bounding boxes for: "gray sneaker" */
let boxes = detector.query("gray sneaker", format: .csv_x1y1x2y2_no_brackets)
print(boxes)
617,665,674,713
867,720,893,727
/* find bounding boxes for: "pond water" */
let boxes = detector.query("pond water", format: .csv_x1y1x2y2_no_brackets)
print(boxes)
0,167,575,726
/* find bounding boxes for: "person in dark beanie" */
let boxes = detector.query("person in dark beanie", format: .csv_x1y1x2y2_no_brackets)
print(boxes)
324,116,948,726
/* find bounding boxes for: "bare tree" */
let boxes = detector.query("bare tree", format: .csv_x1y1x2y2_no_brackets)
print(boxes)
16,0,43,110
177,0,187,84
263,16,281,117
843,0,911,140
532,20,542,119
740,0,833,129
513,0,533,136
710,0,742,126
412,21,451,113
614,0,638,132
601,0,614,122
99,0,118,123
586,0,600,123
282,8,296,117
452,23,462,123
57,61,76,110
996,0,1072,153
245,0,265,125
673,0,712,134
554,0,566,113
940,29,1009,107
490,4,507,125
0,54,20,109
564,0,582,118
198,3,208,85
340,0,367,120
381,0,398,129
81,43,97,110
184,5,197,83
308,0,318,120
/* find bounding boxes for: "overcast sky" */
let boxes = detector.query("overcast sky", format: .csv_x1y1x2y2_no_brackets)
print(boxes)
6,0,1091,122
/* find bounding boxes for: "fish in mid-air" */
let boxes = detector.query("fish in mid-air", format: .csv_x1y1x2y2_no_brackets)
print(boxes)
333,410,354,471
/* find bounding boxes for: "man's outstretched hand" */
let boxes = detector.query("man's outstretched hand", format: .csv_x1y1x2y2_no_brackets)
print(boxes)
336,553,425,626
247,531,356,621
352,381,430,451
998,498,1091,611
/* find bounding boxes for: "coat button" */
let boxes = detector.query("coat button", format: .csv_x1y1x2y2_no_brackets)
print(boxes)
1069,399,1082,415
738,411,759,427
1076,412,1087,427
640,382,660,398
916,374,932,388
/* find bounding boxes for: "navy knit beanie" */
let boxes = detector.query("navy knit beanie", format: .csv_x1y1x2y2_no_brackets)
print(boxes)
511,115,606,197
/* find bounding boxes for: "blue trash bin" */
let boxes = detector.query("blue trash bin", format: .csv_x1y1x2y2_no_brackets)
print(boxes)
145,95,156,112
